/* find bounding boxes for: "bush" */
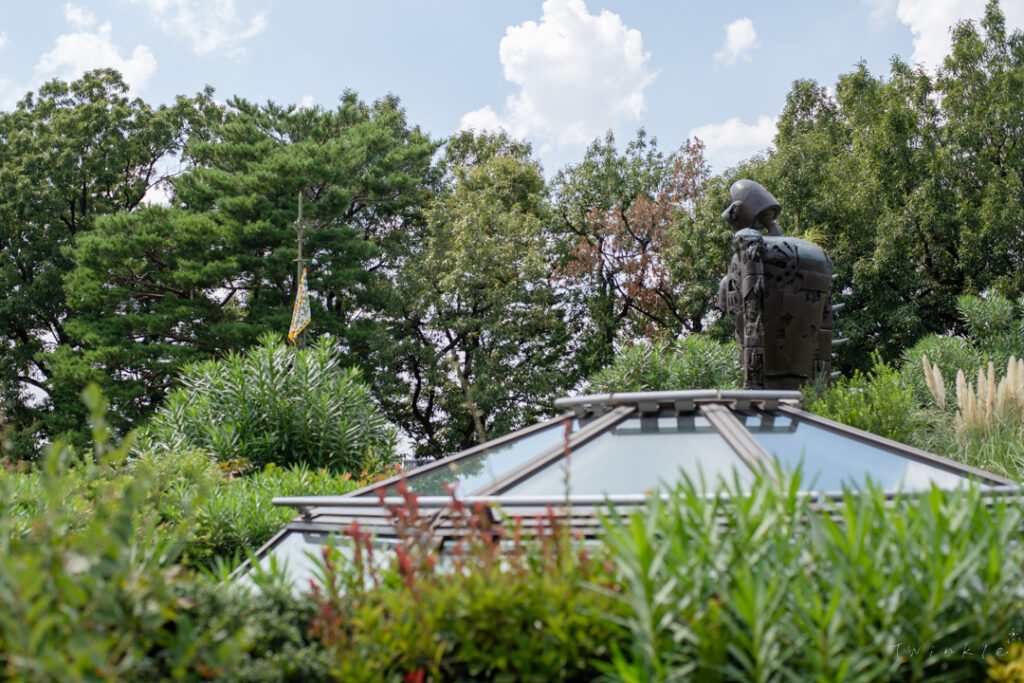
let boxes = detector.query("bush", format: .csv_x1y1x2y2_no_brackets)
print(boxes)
136,333,397,474
178,462,364,567
589,335,741,393
804,355,928,444
956,294,1020,351
4,447,365,575
0,386,247,681
601,471,1024,682
309,486,627,681
902,334,985,407
916,356,1024,480
178,580,333,683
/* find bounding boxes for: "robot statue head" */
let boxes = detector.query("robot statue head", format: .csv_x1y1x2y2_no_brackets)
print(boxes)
717,180,834,389
720,179,783,236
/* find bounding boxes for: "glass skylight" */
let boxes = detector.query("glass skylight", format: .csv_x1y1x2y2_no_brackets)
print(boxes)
366,418,579,497
240,390,1017,591
743,413,969,492
237,530,350,591
503,414,753,496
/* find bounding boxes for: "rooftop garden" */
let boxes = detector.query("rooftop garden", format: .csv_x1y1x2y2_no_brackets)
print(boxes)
3,3,1024,679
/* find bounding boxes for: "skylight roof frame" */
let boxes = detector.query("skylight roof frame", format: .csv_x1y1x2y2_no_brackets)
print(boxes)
345,412,576,499
474,405,635,495
699,402,779,483
775,405,1017,487
235,389,1021,584
322,388,1012,508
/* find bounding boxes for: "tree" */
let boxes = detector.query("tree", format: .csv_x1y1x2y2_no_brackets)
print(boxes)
744,0,1024,371
0,69,215,452
551,131,711,375
365,132,575,458
58,92,435,435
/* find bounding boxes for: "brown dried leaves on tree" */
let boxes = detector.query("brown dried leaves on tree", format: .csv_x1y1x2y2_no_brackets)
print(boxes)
558,139,710,341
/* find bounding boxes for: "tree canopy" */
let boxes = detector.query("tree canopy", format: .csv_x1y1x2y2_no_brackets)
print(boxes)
55,91,434,441
0,69,216,447
1,2,1022,460
731,0,1024,370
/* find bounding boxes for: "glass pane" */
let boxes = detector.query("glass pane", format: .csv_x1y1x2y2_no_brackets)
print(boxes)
744,414,969,492
372,419,579,497
238,530,393,593
237,530,350,592
504,415,753,496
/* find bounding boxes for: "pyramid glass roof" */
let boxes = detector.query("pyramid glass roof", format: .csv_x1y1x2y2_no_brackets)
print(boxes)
236,389,1018,589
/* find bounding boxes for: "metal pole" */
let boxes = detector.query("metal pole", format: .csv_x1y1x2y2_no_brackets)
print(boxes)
294,192,307,348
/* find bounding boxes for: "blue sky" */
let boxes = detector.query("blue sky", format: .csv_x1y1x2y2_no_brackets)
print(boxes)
1,0,1022,175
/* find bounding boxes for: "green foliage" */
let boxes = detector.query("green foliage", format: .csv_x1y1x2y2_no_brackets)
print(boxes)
309,488,626,681
137,333,396,474
935,419,1024,481
59,90,435,441
0,69,216,453
747,2,1024,371
0,385,246,680
552,130,716,374
588,335,741,393
801,294,1024,480
177,462,363,567
954,294,1024,366
602,471,1024,682
3,442,361,574
805,355,927,443
366,131,577,458
902,334,986,406
178,580,332,682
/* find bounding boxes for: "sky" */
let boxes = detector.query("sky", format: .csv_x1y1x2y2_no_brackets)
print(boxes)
1,0,1022,176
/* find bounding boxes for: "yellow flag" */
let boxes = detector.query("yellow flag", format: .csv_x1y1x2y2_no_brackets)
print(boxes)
288,268,311,344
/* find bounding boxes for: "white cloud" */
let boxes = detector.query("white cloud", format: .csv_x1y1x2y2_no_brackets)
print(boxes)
34,12,156,92
132,0,267,59
140,154,184,207
714,17,759,66
459,0,656,147
459,105,504,135
689,115,777,172
64,3,97,31
862,0,897,24
289,94,314,113
0,31,8,50
876,0,1024,68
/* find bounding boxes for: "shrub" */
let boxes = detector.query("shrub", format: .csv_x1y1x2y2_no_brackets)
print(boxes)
919,355,1024,479
3,444,366,572
902,334,985,407
178,462,363,567
901,295,1024,409
0,386,247,681
601,471,1024,682
804,355,928,444
178,580,333,683
589,335,741,393
309,485,627,681
956,294,1020,351
136,333,397,474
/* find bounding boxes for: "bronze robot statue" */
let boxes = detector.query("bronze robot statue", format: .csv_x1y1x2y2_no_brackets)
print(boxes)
717,180,834,390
